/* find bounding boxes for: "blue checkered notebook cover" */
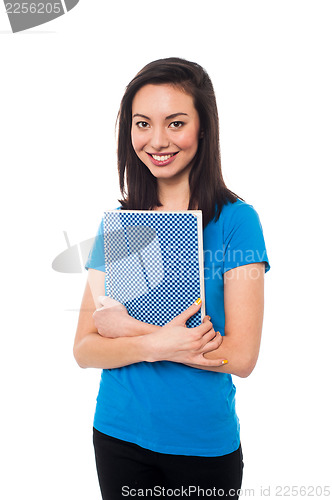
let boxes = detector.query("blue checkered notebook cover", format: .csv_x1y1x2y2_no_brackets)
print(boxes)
103,210,205,328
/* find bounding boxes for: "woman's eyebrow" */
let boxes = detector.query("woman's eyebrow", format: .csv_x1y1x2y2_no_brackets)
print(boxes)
133,113,150,120
165,112,189,120
132,112,189,120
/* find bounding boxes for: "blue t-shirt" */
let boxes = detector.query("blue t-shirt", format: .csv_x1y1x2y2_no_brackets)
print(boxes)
85,199,270,456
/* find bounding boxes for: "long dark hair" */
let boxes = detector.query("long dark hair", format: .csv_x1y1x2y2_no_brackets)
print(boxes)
117,57,242,227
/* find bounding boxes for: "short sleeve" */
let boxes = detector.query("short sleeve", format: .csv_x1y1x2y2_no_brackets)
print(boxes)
222,202,270,274
85,219,105,272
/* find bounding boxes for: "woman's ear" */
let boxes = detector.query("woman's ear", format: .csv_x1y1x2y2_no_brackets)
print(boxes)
199,130,204,139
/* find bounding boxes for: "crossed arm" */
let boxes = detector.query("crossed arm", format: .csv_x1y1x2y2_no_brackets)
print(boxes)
73,262,265,378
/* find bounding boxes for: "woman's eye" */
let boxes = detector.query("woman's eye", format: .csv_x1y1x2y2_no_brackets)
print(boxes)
169,121,184,129
136,121,150,129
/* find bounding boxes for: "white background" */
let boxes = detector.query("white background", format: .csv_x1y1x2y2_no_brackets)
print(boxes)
1,1,331,498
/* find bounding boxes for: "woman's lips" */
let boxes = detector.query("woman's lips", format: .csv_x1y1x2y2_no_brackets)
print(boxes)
146,152,179,166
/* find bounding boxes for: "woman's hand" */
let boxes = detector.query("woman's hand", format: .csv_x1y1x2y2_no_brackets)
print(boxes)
92,297,134,338
144,300,227,367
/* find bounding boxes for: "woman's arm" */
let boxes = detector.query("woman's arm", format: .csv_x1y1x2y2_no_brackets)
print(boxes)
73,269,226,369
186,263,266,378
86,269,160,337
73,271,149,368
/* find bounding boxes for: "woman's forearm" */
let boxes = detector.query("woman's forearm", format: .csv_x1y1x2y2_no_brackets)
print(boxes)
74,314,225,370
92,304,162,338
74,332,151,369
186,334,260,378
122,317,162,336
77,318,256,375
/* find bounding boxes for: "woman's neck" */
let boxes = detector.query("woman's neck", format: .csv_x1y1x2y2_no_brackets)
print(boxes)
155,177,191,211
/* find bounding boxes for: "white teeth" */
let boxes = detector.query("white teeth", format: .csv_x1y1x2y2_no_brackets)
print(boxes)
151,154,174,161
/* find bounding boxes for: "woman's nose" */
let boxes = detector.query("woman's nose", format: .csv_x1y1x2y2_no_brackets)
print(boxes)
150,127,170,151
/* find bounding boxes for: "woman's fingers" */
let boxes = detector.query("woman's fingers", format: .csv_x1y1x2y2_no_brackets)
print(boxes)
201,332,223,353
201,325,216,342
172,298,202,326
190,321,224,354
191,356,228,367
193,318,214,336
186,321,215,352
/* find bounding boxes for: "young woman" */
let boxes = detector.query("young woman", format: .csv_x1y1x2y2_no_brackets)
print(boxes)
74,57,270,500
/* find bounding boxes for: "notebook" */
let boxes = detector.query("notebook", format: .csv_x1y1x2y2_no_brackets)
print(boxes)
103,210,205,328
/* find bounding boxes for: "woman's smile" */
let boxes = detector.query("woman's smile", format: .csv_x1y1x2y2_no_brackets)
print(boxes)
146,151,179,166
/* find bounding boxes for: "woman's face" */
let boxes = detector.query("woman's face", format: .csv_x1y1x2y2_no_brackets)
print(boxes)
131,84,201,182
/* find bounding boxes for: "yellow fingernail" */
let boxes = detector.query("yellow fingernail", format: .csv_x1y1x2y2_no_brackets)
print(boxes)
222,360,228,365
194,297,202,305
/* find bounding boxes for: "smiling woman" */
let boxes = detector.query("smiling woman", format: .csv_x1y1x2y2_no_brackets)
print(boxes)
74,57,270,500
116,58,241,220
131,84,200,182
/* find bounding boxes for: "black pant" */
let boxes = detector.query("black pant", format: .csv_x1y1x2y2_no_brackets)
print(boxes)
93,428,244,499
